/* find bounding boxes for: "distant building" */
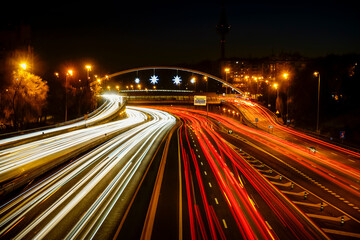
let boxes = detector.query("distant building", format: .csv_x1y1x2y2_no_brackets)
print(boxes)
222,54,307,96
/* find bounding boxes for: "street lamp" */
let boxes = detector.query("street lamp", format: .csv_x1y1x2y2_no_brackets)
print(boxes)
225,68,230,94
65,69,73,122
85,65,92,82
314,72,320,133
283,72,288,80
191,77,196,91
283,72,290,123
20,63,27,70
273,82,279,113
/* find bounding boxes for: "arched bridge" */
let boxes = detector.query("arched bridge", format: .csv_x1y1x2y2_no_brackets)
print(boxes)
99,66,244,95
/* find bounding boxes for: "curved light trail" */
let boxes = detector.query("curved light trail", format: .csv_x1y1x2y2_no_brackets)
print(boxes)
222,98,360,194
0,94,123,148
0,106,175,239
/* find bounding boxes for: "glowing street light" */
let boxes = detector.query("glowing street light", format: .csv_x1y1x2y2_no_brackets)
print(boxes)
20,63,27,70
135,77,140,84
85,65,92,81
283,72,289,79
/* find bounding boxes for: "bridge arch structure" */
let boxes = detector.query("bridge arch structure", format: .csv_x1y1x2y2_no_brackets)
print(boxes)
100,66,244,95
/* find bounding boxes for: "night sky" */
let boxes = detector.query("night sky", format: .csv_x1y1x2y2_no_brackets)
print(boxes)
4,1,360,73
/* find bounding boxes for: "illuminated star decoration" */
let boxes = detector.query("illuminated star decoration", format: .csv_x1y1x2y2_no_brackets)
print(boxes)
172,75,182,85
150,75,159,84
135,77,140,84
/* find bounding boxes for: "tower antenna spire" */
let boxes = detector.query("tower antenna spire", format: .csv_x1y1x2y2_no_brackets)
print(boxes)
216,1,231,60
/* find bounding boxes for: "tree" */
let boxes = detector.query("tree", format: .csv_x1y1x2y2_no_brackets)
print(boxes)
2,69,48,128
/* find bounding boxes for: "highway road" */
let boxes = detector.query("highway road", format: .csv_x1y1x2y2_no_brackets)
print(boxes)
224,97,360,170
165,106,360,239
139,106,328,239
0,106,175,239
1,100,359,239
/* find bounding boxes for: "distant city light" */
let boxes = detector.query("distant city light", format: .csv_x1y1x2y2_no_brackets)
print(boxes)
135,77,140,84
150,75,159,84
172,75,182,85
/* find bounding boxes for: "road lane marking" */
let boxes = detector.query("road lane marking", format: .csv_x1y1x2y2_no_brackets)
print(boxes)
214,198,219,205
141,126,174,240
208,182,212,188
306,214,350,222
265,221,272,230
177,126,183,240
281,190,306,196
222,219,228,229
223,191,231,207
322,228,360,238
204,171,207,176
226,135,360,224
293,201,327,208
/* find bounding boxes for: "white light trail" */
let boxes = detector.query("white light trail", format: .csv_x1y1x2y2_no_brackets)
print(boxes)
0,107,176,239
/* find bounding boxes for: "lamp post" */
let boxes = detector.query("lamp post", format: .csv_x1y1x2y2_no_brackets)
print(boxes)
191,77,196,92
65,70,73,122
283,72,289,123
85,65,92,86
273,82,278,114
314,72,320,133
225,68,230,94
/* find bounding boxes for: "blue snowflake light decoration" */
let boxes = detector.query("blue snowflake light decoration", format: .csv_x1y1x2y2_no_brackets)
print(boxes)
172,75,182,85
150,75,159,84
